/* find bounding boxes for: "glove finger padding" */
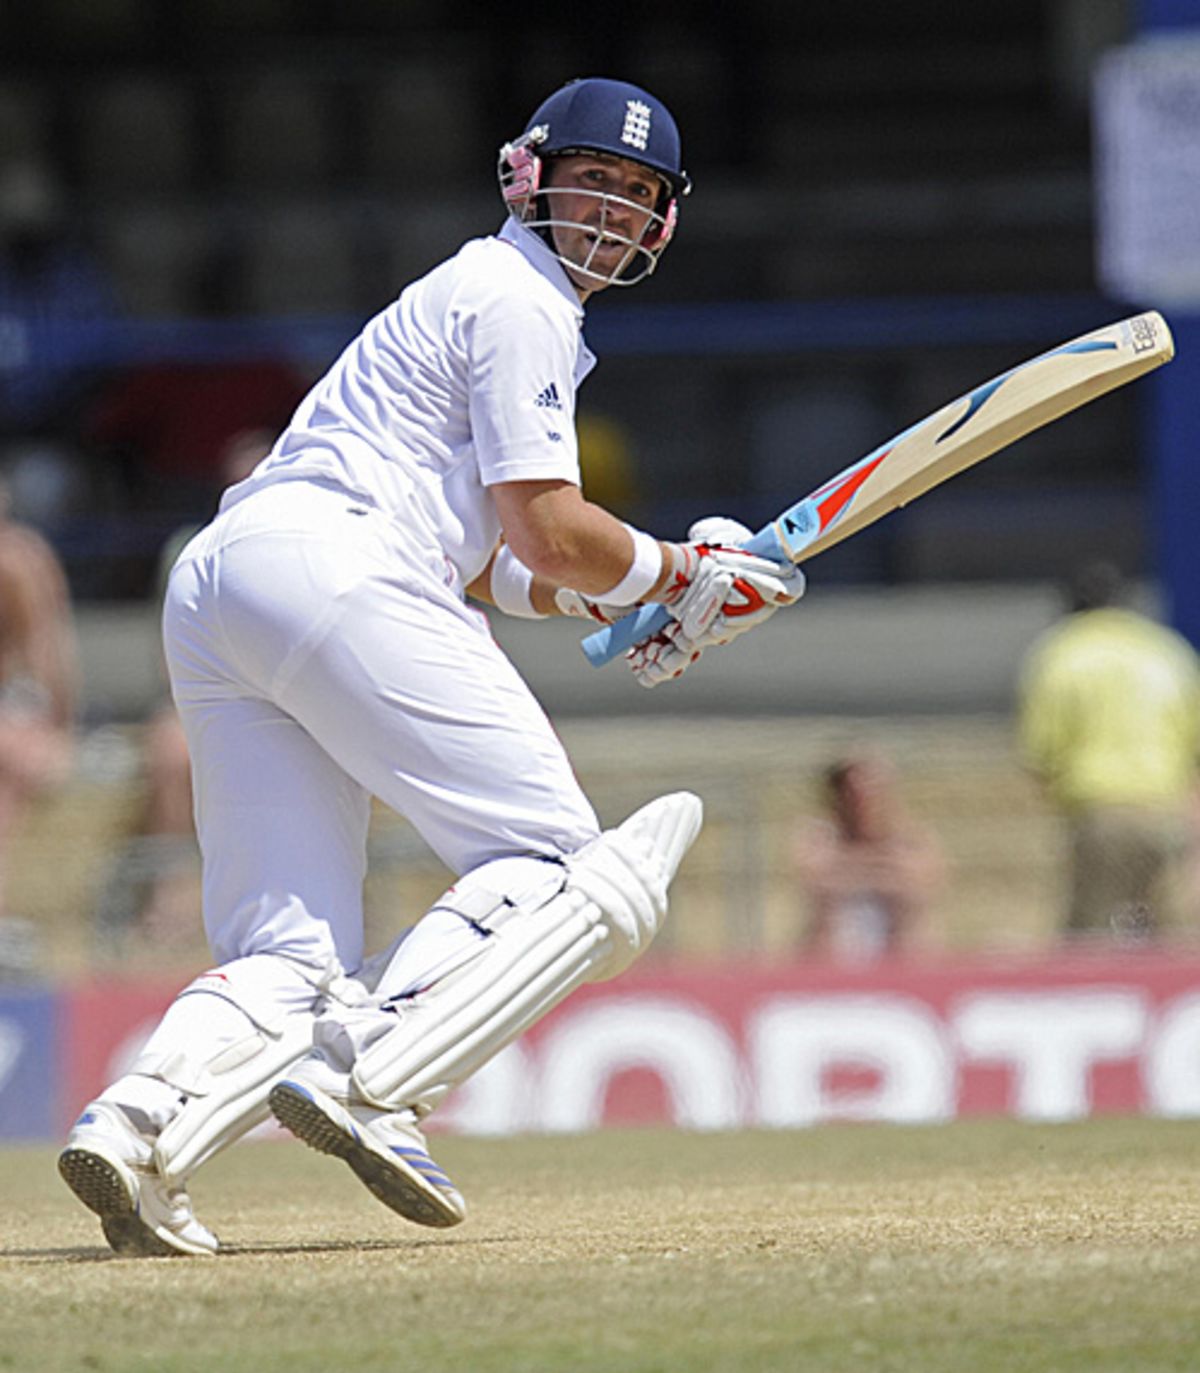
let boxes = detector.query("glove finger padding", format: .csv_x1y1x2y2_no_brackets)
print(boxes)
696,562,805,647
661,542,803,641
626,621,704,689
630,551,804,686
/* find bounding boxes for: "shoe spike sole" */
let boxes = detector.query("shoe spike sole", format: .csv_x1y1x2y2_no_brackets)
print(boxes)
269,1082,458,1229
58,1148,179,1258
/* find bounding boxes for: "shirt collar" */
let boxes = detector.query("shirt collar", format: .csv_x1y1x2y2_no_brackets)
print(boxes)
498,216,585,320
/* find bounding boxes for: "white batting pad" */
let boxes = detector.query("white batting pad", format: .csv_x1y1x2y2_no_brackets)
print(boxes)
350,791,703,1113
566,789,703,978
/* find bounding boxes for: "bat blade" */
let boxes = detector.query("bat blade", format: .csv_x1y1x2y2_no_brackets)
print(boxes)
581,310,1174,667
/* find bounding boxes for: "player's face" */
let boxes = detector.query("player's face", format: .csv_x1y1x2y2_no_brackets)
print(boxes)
542,153,666,295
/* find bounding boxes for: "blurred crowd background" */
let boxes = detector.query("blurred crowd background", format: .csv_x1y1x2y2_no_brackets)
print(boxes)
1,0,1197,983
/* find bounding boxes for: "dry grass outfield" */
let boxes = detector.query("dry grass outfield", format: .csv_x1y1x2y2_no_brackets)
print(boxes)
3,1119,1199,1373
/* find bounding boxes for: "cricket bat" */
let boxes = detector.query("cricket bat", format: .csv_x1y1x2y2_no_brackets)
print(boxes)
581,310,1175,667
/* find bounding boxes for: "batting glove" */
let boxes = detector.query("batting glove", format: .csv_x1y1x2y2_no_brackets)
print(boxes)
627,620,704,689
556,517,786,631
659,538,803,645
629,515,803,687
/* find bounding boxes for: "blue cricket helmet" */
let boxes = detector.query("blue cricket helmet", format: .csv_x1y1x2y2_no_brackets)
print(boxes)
521,77,691,199
498,77,691,288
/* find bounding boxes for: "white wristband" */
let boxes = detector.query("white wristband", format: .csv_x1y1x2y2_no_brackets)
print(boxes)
491,545,547,619
596,526,663,606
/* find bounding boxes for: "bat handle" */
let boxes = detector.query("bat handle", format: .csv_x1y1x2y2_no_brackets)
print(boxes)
581,602,672,666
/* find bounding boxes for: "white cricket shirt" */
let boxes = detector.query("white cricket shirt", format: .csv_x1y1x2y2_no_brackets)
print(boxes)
221,216,596,590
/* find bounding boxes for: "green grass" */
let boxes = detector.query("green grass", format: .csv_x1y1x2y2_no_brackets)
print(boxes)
3,1118,1199,1372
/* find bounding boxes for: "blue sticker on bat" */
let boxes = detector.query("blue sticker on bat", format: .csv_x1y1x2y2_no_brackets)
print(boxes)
938,340,1118,443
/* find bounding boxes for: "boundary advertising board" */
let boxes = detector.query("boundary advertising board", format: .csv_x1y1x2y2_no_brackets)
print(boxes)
4,953,1200,1140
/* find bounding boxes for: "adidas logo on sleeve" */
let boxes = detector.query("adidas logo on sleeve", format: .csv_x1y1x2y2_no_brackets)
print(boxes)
533,382,563,410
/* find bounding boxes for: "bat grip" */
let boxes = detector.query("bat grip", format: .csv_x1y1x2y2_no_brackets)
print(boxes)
580,602,671,666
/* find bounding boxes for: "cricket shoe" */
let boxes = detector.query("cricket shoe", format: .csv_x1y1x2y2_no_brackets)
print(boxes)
57,1101,219,1258
268,1063,465,1230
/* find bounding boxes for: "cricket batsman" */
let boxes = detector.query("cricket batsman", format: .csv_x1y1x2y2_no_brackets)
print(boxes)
59,76,801,1255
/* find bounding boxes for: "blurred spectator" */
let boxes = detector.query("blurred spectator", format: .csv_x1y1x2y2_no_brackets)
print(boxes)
0,158,121,530
1017,560,1200,943
0,482,79,977
95,430,271,958
792,749,945,961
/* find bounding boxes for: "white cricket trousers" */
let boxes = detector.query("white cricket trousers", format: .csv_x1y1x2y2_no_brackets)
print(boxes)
163,480,600,975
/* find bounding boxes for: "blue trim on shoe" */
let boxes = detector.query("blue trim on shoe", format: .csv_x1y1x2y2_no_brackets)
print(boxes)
393,1146,455,1190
